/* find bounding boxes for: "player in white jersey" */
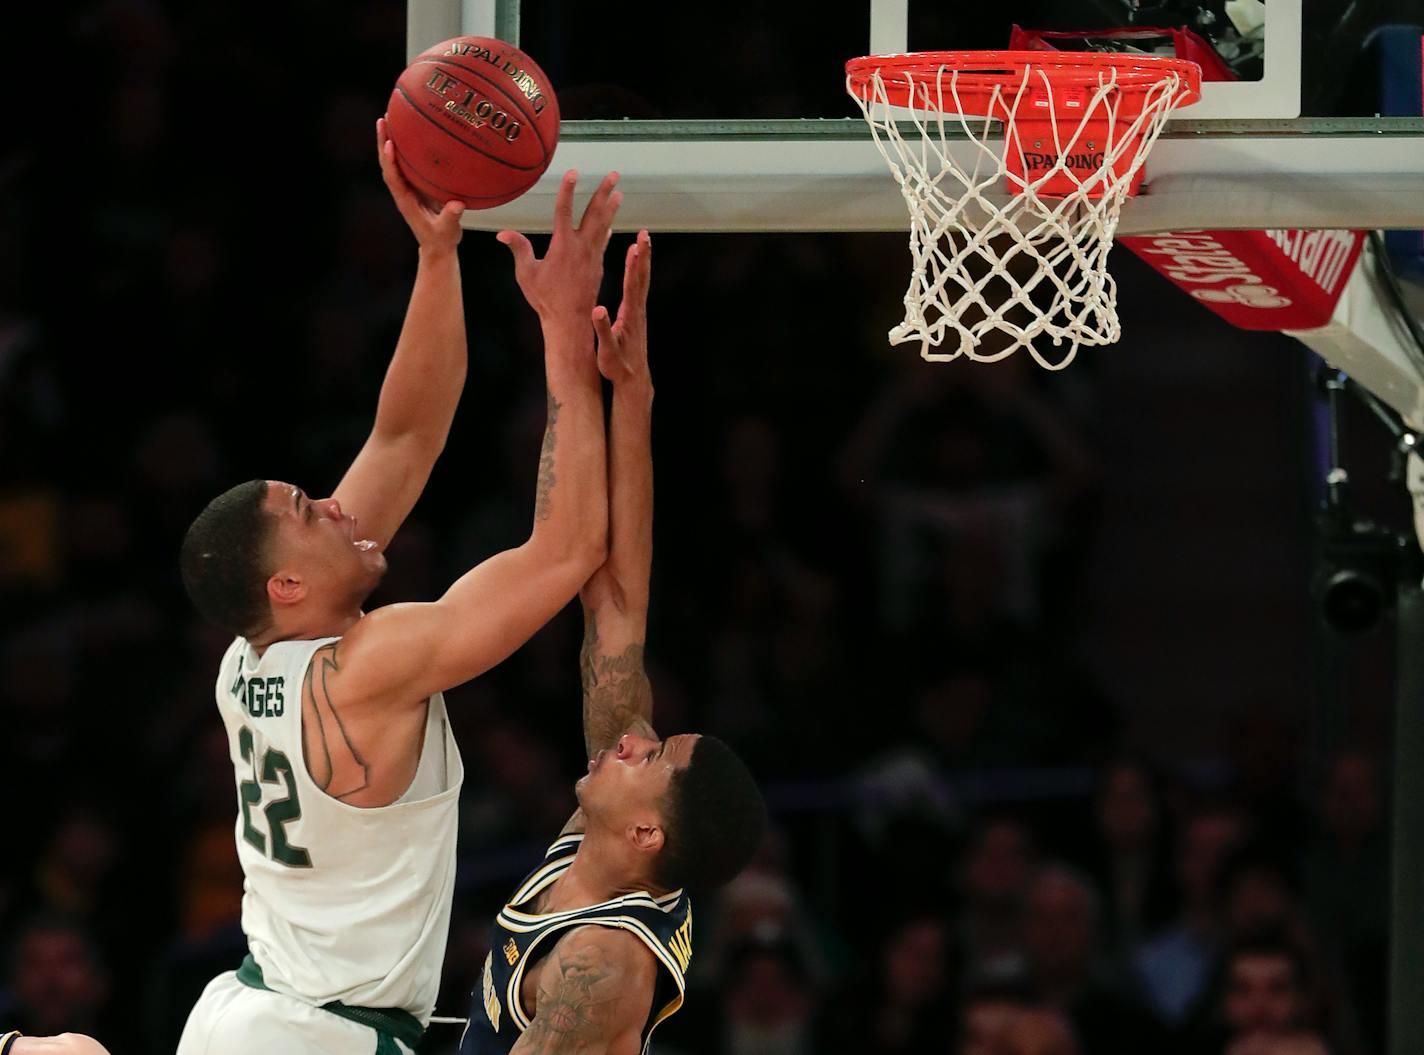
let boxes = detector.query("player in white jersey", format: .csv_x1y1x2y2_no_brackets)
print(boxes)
174,118,622,1055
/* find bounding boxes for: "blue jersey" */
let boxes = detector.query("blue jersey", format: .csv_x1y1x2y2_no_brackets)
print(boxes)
459,833,692,1055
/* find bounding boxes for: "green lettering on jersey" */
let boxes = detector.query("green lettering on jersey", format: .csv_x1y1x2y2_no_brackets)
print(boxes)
244,677,285,718
238,726,266,855
236,725,312,868
261,748,312,867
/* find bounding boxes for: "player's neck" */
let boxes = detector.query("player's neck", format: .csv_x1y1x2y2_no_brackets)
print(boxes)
249,608,362,649
552,832,659,907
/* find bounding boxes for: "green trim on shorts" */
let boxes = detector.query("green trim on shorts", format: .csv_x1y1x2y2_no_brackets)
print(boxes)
236,953,425,1050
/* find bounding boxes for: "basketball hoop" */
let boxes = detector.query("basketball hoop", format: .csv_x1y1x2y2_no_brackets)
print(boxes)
846,51,1201,368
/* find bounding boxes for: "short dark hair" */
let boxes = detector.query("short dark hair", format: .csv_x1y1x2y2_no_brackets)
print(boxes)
655,735,766,892
180,479,274,638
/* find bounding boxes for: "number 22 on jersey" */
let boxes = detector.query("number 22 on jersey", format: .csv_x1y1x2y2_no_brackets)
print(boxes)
237,725,313,868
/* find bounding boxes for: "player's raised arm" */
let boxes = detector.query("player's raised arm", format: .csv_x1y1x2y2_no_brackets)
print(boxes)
334,172,620,708
331,118,469,549
579,231,656,756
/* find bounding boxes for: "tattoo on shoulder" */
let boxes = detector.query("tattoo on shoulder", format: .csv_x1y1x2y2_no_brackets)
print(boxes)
302,642,372,801
534,389,561,523
580,612,653,756
523,940,622,1052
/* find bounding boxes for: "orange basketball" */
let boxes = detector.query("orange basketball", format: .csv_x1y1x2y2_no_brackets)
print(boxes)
385,36,560,209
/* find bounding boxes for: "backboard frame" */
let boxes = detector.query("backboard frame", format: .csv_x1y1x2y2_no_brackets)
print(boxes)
407,2,1424,237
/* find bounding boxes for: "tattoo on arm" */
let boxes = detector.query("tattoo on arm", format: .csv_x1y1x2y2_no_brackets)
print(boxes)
301,642,372,801
579,611,654,757
534,389,561,523
519,940,623,1054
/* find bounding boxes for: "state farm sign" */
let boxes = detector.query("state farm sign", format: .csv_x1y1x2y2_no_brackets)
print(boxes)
1119,229,1365,331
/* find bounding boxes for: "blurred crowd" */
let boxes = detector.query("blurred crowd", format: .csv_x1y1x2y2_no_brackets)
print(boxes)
0,2,1400,1054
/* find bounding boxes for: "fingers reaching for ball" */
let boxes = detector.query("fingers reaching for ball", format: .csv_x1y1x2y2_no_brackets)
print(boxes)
496,230,536,281
552,170,579,235
579,172,623,238
622,229,651,315
593,231,651,386
498,171,626,330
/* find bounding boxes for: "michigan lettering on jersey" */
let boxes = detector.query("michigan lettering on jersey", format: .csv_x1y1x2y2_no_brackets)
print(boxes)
481,953,501,1031
230,674,286,718
668,903,693,974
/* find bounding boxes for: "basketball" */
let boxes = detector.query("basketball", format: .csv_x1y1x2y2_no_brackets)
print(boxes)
385,36,560,209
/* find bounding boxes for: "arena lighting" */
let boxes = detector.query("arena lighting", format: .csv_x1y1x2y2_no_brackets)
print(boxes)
1314,372,1422,636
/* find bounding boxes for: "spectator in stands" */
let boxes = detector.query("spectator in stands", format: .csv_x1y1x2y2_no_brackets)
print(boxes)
716,937,819,1055
957,815,1038,978
1216,849,1360,1055
1303,749,1388,1054
1022,864,1157,1055
4,920,109,1042
1080,757,1177,955
1214,929,1331,1055
998,1008,1081,1055
958,973,1082,1055
822,913,954,1055
958,971,1037,1055
1134,802,1249,1030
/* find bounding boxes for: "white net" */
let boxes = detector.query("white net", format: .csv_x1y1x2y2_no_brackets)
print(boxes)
847,59,1194,369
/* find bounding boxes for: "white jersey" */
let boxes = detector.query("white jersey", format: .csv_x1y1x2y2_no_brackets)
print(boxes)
214,635,464,1024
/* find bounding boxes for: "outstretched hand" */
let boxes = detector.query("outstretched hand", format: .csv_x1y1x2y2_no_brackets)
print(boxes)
376,116,464,253
592,230,651,387
497,170,622,327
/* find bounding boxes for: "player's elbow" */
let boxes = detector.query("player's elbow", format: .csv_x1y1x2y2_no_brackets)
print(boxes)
572,534,608,579
540,527,607,575
586,532,610,571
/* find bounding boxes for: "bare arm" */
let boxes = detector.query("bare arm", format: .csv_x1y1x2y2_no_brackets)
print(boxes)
12,1036,112,1055
579,232,656,757
510,929,657,1055
332,174,623,711
332,118,468,548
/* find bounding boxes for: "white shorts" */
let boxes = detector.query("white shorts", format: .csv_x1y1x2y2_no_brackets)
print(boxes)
177,972,416,1055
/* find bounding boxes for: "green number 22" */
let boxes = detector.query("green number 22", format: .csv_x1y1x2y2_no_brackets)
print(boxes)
238,726,313,868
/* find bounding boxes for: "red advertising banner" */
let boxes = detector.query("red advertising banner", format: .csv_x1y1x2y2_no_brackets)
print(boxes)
1119,230,1366,331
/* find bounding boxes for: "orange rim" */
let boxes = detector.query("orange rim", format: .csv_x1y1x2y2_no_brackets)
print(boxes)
846,50,1202,114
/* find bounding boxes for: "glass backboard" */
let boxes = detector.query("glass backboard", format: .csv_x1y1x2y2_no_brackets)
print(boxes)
407,1,1424,238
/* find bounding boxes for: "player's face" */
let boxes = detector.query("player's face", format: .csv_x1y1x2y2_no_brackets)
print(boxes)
264,482,386,607
576,732,700,825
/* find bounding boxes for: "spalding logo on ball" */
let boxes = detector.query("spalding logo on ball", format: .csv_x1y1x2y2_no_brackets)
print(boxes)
386,36,560,208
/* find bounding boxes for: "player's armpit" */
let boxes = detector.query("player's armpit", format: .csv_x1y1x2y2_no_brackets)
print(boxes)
578,607,655,757
512,930,656,1055
339,540,599,709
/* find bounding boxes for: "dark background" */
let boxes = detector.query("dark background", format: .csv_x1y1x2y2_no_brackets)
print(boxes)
0,2,1419,1054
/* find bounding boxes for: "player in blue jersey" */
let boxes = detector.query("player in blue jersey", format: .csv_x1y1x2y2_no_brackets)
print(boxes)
460,231,767,1055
